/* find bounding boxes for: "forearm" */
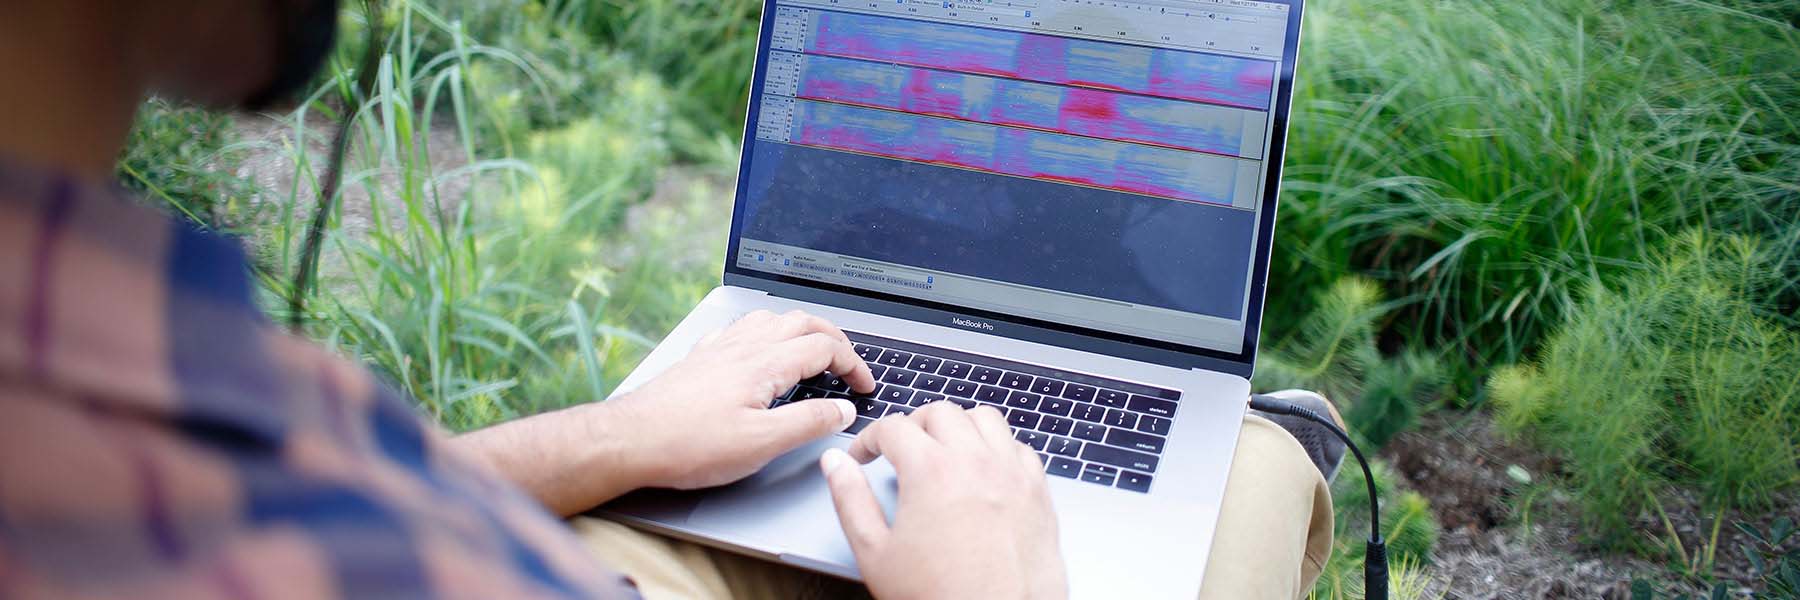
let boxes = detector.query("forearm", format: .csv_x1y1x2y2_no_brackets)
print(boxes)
451,401,652,517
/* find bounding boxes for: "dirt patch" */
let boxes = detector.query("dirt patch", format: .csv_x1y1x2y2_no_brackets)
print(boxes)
1386,412,1800,599
228,110,479,257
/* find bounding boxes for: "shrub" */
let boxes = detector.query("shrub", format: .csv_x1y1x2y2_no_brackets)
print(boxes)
117,99,256,230
1491,230,1800,541
1271,0,1800,390
1257,278,1450,448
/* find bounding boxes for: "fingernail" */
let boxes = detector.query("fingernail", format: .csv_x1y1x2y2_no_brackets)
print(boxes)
829,398,856,430
820,448,851,475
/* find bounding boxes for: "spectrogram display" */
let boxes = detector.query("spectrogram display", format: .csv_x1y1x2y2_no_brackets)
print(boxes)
804,10,1275,110
787,52,1258,157
787,100,1239,205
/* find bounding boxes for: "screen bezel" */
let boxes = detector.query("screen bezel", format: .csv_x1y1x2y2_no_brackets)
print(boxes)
720,0,1306,378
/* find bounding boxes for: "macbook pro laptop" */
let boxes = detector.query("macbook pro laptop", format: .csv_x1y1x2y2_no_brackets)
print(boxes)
600,0,1305,596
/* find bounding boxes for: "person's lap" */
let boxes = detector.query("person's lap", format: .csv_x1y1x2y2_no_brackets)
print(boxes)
569,413,1331,600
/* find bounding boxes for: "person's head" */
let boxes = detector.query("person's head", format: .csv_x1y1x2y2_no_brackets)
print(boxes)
131,0,344,110
0,0,342,175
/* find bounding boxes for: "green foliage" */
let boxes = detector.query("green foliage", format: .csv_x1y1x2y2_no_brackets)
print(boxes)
116,99,256,230
1310,459,1443,599
1492,231,1800,542
229,0,722,430
1271,0,1800,388
1255,278,1449,448
1736,517,1800,598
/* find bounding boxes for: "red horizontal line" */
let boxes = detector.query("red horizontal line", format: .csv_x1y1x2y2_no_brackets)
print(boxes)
793,94,1253,160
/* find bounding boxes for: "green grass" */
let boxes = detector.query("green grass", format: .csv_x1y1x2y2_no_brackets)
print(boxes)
1271,0,1800,391
1492,230,1800,544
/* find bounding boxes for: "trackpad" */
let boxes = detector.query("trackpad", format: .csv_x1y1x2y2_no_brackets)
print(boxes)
688,436,899,573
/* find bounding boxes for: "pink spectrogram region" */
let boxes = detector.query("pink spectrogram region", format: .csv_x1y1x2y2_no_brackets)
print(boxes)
789,100,1239,206
807,10,1276,110
792,53,1257,157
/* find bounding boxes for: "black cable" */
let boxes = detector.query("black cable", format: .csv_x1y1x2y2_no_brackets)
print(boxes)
1249,395,1389,600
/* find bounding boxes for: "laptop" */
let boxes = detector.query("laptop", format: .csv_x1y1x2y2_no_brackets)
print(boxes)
599,0,1305,596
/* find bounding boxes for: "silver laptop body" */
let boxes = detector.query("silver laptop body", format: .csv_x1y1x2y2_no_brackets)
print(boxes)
598,0,1306,596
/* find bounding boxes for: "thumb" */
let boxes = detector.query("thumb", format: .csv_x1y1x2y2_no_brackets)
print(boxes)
761,397,857,451
820,448,889,556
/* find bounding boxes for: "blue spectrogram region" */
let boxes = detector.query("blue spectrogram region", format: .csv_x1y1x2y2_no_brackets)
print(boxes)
787,100,1240,206
786,52,1261,158
802,8,1276,110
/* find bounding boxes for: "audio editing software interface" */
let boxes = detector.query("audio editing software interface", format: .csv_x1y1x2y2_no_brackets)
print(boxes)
737,0,1291,352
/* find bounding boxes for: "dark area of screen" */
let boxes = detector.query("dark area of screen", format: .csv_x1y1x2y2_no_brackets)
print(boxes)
739,142,1256,321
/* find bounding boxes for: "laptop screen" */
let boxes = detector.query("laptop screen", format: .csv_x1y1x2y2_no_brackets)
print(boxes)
731,0,1296,355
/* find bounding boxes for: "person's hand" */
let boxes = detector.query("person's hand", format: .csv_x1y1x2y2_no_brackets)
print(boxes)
821,402,1068,599
602,310,877,490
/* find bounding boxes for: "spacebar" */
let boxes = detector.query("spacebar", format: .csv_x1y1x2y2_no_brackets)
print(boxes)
1081,443,1159,473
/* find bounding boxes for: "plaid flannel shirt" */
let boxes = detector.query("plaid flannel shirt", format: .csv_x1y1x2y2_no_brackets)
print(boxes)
0,158,640,599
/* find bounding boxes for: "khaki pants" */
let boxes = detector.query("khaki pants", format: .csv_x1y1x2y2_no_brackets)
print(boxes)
571,414,1333,599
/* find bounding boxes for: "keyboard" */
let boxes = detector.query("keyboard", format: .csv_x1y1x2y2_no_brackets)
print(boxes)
770,331,1179,494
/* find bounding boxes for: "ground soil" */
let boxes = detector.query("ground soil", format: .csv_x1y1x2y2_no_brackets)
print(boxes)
1387,412,1800,599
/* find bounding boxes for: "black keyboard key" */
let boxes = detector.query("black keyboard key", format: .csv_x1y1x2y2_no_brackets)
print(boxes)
854,344,882,362
885,404,915,416
914,373,947,392
948,397,977,409
938,360,971,379
1082,444,1160,473
794,386,827,401
906,355,943,373
1117,471,1153,493
974,385,1009,404
1072,422,1106,442
970,366,1003,385
1080,466,1117,486
867,364,888,380
1073,403,1106,423
1127,395,1178,418
1046,436,1082,457
1038,415,1073,435
880,387,913,405
878,350,912,367
845,417,876,434
1015,430,1048,450
1105,428,1167,453
1038,397,1072,416
1008,410,1041,429
1062,383,1096,402
881,368,918,387
1137,415,1171,436
853,397,885,418
1031,379,1065,396
999,372,1034,391
801,373,829,387
945,380,979,398
779,385,798,400
1047,456,1082,478
1104,408,1138,429
910,391,946,406
820,374,850,393
1096,389,1129,408
1006,391,1041,411
1037,452,1049,466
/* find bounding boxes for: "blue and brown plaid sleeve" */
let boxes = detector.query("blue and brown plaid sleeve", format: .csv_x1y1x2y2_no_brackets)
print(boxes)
0,161,640,598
